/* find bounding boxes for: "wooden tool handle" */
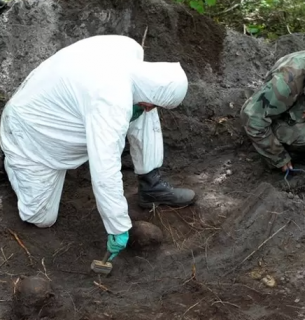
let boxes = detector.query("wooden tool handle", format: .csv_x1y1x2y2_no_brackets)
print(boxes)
102,250,111,264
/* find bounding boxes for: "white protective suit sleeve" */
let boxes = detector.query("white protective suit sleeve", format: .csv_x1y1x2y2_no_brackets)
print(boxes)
127,108,164,175
85,95,133,235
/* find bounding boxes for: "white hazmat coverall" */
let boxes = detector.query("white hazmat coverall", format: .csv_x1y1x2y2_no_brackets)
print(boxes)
0,35,188,235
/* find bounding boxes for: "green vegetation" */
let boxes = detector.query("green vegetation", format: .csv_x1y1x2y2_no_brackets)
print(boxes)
175,0,305,39
175,0,216,14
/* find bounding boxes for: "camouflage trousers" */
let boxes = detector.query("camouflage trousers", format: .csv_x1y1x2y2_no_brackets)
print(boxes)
271,119,305,164
273,120,305,150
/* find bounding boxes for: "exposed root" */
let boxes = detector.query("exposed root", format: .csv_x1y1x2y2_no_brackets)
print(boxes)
8,229,33,266
183,279,240,317
93,280,109,292
41,258,52,281
13,277,20,294
52,242,74,260
0,247,13,267
141,26,148,48
223,220,291,277
211,300,240,308
182,298,205,317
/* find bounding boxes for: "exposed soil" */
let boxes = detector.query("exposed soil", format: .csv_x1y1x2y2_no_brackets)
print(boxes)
2,0,305,320
2,153,305,320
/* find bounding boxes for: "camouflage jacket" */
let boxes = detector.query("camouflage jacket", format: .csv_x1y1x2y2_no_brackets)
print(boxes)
240,51,305,168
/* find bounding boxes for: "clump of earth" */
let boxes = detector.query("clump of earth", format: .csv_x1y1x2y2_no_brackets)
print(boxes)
12,275,54,319
129,221,163,250
2,0,305,319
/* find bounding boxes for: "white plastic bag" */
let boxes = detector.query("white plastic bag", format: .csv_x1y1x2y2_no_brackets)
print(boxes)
127,108,164,175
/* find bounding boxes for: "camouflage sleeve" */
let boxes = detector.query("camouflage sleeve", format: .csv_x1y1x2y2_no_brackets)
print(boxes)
240,65,305,168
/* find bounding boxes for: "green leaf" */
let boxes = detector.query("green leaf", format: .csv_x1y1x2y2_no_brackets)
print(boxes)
246,25,260,34
197,6,205,14
189,0,204,13
205,0,216,6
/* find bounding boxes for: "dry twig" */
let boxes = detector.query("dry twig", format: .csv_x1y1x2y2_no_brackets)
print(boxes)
141,26,148,48
52,242,74,259
8,229,33,265
93,280,110,292
0,247,13,267
210,2,241,16
183,279,239,316
224,220,290,276
243,24,247,34
239,221,289,266
155,208,181,248
41,258,51,281
182,298,205,317
13,277,20,294
173,208,202,232
211,300,240,308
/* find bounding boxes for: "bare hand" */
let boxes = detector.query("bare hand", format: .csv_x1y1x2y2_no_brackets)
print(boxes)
282,161,293,172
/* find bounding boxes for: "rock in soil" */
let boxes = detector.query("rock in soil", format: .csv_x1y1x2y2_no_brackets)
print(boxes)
129,221,163,250
12,275,55,319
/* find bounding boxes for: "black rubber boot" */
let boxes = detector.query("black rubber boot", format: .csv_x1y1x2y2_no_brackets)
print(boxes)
137,168,196,209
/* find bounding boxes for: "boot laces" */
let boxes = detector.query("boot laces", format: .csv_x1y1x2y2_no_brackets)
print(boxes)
150,169,174,190
159,179,174,189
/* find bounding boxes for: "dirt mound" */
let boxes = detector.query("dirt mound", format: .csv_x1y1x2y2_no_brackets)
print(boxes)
0,0,225,93
0,0,226,168
59,0,225,75
0,0,303,166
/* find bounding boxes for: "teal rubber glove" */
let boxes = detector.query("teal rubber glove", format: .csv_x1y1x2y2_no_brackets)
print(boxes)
107,231,129,260
130,104,144,122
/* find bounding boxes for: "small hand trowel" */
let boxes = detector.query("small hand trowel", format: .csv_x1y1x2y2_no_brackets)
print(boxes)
91,251,113,275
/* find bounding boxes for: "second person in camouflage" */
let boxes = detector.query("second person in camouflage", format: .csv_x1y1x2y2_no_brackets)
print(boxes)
240,51,305,171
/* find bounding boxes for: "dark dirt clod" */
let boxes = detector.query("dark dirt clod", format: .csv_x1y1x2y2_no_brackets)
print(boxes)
129,221,163,250
12,275,55,319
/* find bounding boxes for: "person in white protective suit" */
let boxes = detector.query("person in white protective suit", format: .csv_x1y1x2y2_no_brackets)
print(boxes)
0,35,196,259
